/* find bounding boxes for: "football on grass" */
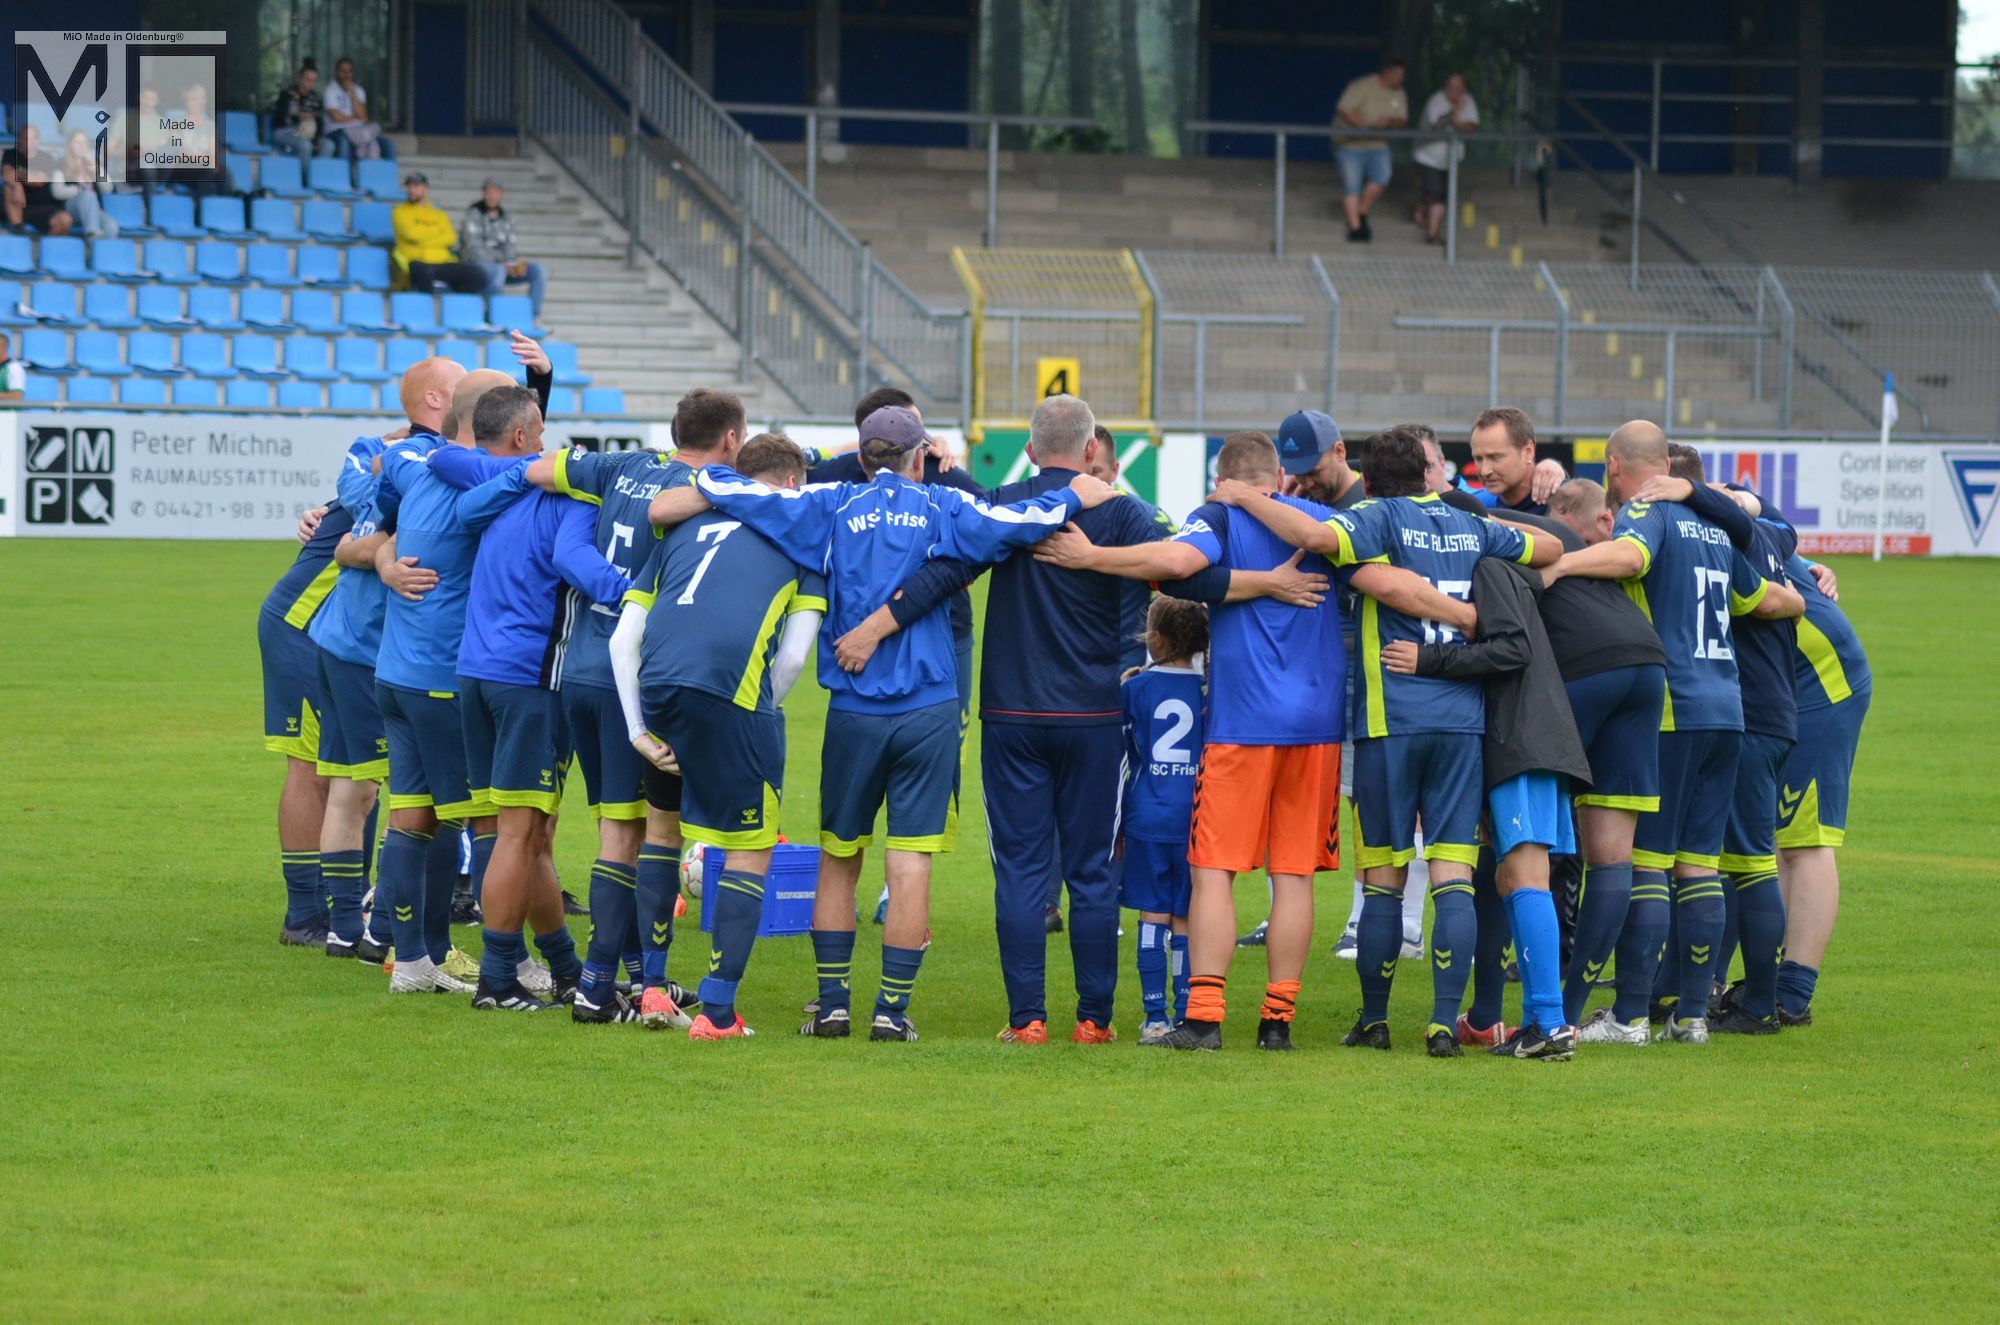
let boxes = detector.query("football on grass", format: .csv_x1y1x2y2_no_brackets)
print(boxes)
680,842,706,899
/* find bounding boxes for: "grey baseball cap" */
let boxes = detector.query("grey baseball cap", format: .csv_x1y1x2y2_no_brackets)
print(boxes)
858,404,926,453
480,176,504,189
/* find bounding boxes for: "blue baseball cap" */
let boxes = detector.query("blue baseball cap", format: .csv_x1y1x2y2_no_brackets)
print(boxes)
858,404,927,452
1275,409,1342,476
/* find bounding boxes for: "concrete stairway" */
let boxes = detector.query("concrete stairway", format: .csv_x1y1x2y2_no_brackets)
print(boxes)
397,139,759,419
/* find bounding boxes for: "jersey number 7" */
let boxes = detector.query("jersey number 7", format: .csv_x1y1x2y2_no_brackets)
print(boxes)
677,521,741,605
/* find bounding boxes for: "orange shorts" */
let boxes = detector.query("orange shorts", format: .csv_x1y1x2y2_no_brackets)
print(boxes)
1188,742,1341,877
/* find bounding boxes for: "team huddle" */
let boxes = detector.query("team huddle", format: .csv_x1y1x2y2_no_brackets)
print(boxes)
258,348,1871,1055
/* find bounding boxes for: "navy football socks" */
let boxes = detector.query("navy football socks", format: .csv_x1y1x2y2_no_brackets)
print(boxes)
480,926,527,991
1468,859,1509,1031
875,944,926,1026
422,826,460,965
534,923,583,984
636,843,681,991
281,850,322,928
1775,960,1819,1018
1355,885,1403,1025
1612,869,1671,1024
811,929,856,1018
1564,862,1633,1025
469,831,496,910
322,848,368,944
1427,879,1476,1028
1672,873,1727,1020
1733,870,1787,1018
379,827,431,964
698,869,765,1029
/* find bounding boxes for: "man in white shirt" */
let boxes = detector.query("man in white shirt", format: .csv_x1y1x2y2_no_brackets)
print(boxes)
0,331,26,399
1411,74,1478,246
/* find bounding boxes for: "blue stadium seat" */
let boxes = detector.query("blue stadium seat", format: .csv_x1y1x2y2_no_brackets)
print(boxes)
356,160,401,201
199,196,256,239
224,152,258,197
137,286,191,326
23,328,77,374
310,159,363,199
385,337,429,377
277,380,322,409
296,246,346,287
0,235,34,276
172,378,222,406
341,292,394,335
189,286,244,331
232,334,287,378
149,194,205,239
223,110,269,155
582,388,625,415
181,333,235,379
73,331,132,377
390,292,442,336
143,241,196,284
329,381,376,410
379,382,401,410
103,193,154,236
129,332,184,375
252,197,305,242
302,200,358,243
487,295,549,339
351,202,395,244
40,237,91,281
545,387,577,415
346,247,389,290
260,156,309,199
0,280,34,324
120,377,168,405
547,343,592,387
247,246,299,288
85,284,139,330
28,283,81,326
22,375,61,402
89,238,153,283
440,294,496,335
283,335,339,381
482,340,519,372
226,379,273,408
238,288,291,333
335,339,390,383
195,242,247,285
290,289,341,334
435,338,480,368
66,376,115,404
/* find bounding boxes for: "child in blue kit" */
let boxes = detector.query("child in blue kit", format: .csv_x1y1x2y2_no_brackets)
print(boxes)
1118,597,1209,1044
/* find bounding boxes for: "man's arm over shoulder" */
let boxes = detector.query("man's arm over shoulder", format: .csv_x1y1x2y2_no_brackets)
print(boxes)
695,466,839,571
552,497,632,604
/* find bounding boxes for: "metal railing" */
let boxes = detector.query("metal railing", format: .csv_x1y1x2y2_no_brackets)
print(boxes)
520,0,967,417
718,102,1095,248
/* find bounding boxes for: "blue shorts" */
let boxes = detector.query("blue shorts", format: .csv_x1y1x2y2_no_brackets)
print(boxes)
563,682,648,821
644,685,785,851
1353,732,1484,870
1633,729,1741,871
1722,731,1794,873
1120,836,1192,916
377,681,482,820
820,701,960,857
1566,664,1665,812
1337,145,1394,194
1488,772,1577,858
315,649,387,781
461,677,566,815
258,611,322,761
1777,691,1870,850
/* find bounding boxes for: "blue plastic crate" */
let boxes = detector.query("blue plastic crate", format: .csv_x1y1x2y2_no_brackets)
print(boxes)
696,843,819,937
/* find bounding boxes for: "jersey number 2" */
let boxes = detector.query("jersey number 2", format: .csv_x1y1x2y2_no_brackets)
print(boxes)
1151,699,1195,764
676,521,741,605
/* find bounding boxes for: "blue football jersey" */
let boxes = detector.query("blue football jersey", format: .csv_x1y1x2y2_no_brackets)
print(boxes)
549,446,694,691
1784,553,1870,711
1733,520,1799,741
625,509,828,713
1121,665,1206,844
260,502,353,632
1612,498,1769,732
1321,492,1536,738
457,489,631,689
1172,497,1343,746
308,437,390,667
374,437,485,695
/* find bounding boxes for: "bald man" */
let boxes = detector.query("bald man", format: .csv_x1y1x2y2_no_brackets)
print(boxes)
1545,421,1802,1045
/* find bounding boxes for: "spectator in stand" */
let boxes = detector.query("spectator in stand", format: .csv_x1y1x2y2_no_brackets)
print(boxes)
270,61,323,164
319,57,395,160
177,83,217,165
461,178,549,321
0,332,26,400
1333,55,1408,243
392,172,486,294
2,130,73,235
49,130,114,238
1412,73,1478,247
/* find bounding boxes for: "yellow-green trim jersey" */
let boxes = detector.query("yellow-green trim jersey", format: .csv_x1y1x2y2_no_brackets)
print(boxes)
1323,492,1535,737
550,446,693,691
626,508,827,713
262,503,355,632
1784,551,1870,710
1613,497,1767,732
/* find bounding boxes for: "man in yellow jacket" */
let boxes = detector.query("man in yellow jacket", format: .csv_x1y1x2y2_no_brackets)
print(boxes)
392,172,484,293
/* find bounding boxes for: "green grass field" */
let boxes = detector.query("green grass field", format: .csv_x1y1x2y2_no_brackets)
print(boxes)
4,541,1997,1322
